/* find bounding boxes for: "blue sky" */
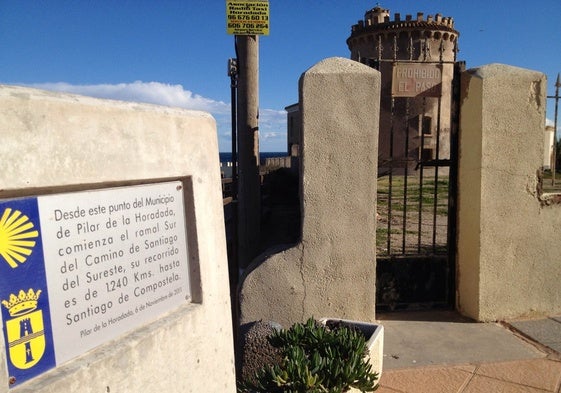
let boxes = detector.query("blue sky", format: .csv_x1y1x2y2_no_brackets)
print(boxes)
1,1,560,152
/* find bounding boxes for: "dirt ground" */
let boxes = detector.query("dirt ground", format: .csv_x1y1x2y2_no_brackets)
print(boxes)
376,171,450,256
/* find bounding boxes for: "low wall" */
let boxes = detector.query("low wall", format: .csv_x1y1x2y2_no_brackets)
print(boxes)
262,156,291,170
457,64,561,321
0,86,236,392
239,58,380,327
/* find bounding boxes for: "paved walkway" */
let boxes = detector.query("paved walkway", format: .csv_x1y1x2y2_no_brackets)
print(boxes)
376,312,561,392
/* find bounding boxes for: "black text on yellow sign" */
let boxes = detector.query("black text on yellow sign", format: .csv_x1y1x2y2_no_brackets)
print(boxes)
226,0,269,36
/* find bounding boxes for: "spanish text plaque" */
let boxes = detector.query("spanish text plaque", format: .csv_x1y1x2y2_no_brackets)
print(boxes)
0,181,190,386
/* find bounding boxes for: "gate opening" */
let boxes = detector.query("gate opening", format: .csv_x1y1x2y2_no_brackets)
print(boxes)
373,61,464,311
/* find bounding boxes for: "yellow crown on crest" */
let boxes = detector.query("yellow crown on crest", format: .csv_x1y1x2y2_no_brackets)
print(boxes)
2,289,41,317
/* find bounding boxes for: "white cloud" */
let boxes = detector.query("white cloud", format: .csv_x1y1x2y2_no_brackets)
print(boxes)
546,118,561,139
26,81,288,152
29,81,230,114
260,108,287,126
258,108,287,147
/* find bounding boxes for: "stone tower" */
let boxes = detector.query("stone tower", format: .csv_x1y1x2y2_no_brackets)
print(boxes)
347,6,460,173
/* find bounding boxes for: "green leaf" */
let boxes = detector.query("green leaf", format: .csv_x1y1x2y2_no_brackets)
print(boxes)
238,318,380,392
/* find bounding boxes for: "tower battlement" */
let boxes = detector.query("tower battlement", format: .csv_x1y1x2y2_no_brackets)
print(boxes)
347,5,459,63
352,6,456,34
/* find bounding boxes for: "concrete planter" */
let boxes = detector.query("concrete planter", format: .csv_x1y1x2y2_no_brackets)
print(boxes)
320,318,384,389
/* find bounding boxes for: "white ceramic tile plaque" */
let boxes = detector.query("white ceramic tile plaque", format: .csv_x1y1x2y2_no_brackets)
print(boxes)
35,181,190,365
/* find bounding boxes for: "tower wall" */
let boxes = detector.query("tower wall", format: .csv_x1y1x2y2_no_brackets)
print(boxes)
347,7,460,170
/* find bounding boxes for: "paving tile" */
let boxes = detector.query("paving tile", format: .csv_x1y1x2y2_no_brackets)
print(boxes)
510,319,561,345
378,367,472,393
547,342,561,354
454,364,477,373
375,386,404,393
463,375,553,393
476,359,561,391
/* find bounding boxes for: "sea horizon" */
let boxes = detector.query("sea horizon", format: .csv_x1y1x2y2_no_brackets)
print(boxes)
219,151,288,164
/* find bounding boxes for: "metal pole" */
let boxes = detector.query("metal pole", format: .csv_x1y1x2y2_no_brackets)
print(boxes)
548,73,560,186
229,57,238,201
227,56,239,333
236,35,261,269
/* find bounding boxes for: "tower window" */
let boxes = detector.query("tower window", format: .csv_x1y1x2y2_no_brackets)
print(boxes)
421,148,433,161
422,116,432,135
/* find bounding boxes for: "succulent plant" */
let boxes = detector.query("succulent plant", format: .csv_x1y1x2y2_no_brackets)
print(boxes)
238,318,379,393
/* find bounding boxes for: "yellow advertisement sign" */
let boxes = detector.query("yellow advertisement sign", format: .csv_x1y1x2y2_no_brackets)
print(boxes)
226,0,269,36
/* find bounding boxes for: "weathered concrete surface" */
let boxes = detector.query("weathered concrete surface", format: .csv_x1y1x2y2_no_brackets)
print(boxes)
377,312,561,392
457,64,561,321
379,311,544,370
0,85,236,392
509,317,561,354
239,57,380,327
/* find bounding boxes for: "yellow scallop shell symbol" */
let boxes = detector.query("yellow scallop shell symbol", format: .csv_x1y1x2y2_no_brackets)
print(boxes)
0,208,39,268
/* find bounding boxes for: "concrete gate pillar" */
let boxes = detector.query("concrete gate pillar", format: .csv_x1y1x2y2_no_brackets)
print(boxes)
239,57,381,327
457,64,561,321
